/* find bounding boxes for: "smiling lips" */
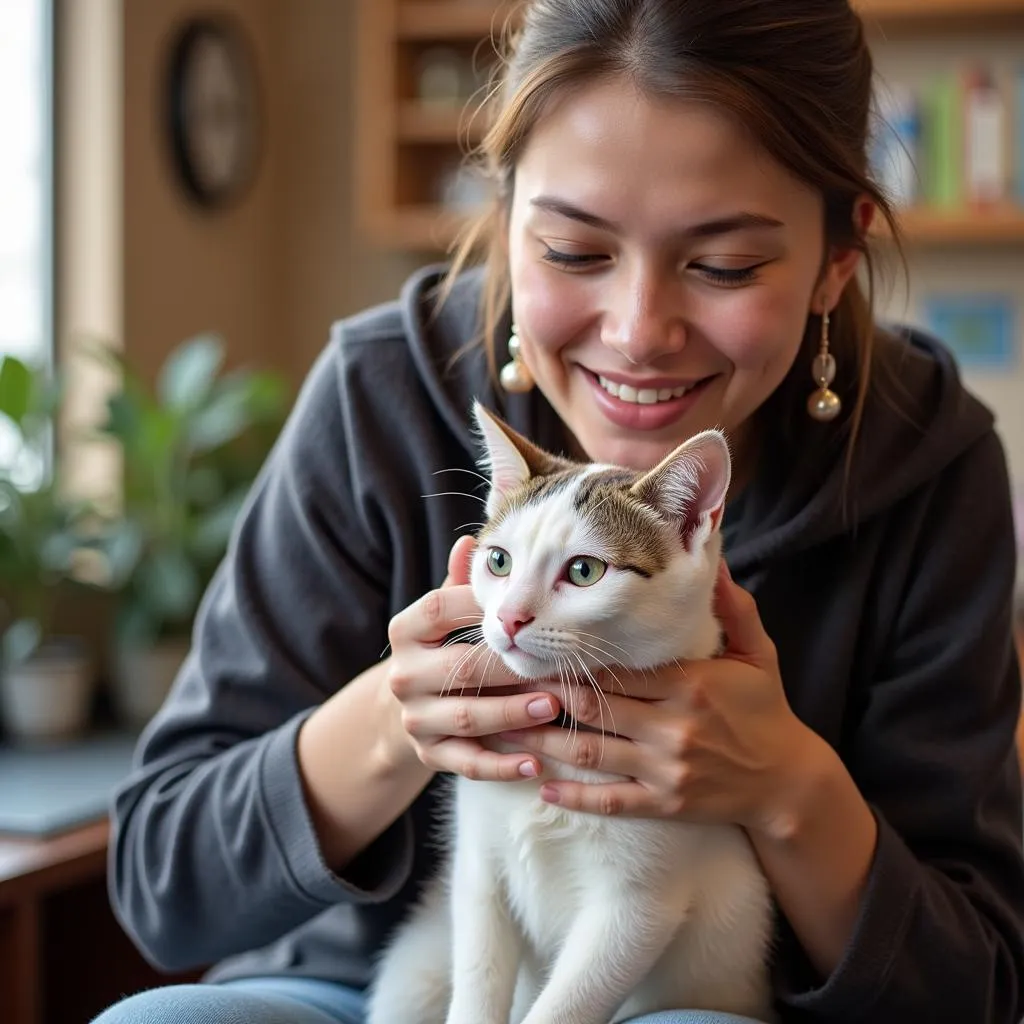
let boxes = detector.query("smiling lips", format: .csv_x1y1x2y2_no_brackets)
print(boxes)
596,375,698,405
585,368,714,430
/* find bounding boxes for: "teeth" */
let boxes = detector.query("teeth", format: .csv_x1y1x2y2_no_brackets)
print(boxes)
598,376,692,404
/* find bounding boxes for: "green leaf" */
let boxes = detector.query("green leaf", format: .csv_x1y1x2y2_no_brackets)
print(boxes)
157,334,225,411
98,520,145,585
187,385,252,451
185,466,224,505
3,618,42,666
0,356,33,430
115,601,159,648
138,548,200,620
101,390,144,442
191,488,248,559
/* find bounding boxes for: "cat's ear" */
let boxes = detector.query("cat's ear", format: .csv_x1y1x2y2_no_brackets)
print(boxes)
630,429,732,550
472,401,569,515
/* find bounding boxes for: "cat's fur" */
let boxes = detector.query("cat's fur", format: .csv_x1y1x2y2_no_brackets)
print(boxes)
366,403,774,1024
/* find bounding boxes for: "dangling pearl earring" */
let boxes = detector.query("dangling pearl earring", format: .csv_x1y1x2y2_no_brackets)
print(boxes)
499,323,534,394
807,308,841,422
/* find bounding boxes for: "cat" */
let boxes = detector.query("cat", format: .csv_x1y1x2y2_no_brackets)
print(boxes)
365,401,775,1024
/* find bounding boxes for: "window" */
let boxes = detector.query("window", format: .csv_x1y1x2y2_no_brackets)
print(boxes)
0,0,53,479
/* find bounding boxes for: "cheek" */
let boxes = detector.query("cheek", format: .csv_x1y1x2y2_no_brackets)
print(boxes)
708,285,809,374
509,253,595,364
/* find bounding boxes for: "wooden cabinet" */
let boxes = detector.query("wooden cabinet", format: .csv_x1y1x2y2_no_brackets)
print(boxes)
354,0,1024,251
0,823,199,1024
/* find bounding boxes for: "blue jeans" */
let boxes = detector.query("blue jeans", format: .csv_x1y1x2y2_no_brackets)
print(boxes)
90,976,768,1024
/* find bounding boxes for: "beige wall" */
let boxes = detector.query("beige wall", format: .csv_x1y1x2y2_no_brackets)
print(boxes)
121,0,422,386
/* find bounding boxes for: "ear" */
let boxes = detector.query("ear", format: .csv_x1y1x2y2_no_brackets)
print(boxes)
630,429,732,550
815,195,875,310
471,400,570,516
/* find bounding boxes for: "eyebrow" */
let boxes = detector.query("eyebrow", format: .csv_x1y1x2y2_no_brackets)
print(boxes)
529,196,785,238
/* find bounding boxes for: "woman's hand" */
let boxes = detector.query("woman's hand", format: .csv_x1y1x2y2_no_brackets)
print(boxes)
386,535,561,783
500,560,829,836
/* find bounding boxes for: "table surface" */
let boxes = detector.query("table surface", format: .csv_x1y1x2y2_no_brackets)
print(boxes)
0,819,109,902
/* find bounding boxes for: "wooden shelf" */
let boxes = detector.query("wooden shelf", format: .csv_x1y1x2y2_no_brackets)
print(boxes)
382,203,1024,252
397,101,485,143
396,1,519,40
892,204,1024,245
362,1,1024,251
380,204,470,251
855,0,1024,29
395,0,1024,38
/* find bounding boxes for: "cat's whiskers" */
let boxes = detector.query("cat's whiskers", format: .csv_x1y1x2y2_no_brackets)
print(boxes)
565,629,635,666
421,490,489,506
568,650,616,763
563,635,628,695
555,654,580,754
432,466,492,489
441,629,484,653
478,646,502,698
443,642,490,697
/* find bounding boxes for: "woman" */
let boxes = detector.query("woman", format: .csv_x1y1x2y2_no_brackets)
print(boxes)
94,1,1024,1022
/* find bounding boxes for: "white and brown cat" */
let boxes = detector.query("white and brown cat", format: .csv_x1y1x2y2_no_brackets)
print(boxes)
366,402,774,1024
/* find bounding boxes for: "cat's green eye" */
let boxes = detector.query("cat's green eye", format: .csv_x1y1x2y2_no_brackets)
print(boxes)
566,556,606,587
487,547,513,577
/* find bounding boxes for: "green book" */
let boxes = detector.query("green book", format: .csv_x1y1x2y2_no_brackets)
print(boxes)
922,73,962,208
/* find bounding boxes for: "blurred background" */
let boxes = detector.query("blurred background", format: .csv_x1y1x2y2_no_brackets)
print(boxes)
0,2,1022,1022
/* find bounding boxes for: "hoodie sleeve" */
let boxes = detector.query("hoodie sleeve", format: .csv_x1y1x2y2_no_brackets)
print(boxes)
775,428,1024,1023
108,327,415,974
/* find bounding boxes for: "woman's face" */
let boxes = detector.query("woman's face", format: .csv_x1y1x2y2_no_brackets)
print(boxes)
506,77,859,472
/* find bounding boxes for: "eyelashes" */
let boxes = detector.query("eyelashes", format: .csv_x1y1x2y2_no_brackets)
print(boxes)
540,245,766,286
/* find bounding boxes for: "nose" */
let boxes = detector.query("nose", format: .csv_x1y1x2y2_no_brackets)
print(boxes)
498,609,535,640
602,266,686,365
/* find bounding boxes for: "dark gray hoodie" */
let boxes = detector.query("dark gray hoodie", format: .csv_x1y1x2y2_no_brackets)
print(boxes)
108,265,1024,1023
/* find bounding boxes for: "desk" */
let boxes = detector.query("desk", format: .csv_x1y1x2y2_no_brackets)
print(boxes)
0,821,197,1024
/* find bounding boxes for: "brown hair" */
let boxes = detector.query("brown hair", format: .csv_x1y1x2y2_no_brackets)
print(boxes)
443,0,905,464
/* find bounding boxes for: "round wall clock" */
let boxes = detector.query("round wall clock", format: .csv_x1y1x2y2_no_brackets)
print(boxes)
165,16,262,209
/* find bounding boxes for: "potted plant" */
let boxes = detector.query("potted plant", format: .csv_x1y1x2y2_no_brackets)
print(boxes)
92,333,288,728
0,354,97,743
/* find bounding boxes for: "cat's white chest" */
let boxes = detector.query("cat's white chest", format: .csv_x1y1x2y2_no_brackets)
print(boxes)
460,778,661,957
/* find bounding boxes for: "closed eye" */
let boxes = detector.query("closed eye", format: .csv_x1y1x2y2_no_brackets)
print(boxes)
690,262,767,286
541,246,609,270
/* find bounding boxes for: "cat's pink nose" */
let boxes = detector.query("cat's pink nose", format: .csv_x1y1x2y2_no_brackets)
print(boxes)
499,611,535,640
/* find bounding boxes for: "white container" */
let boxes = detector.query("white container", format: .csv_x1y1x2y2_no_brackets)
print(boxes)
112,638,190,729
0,638,94,744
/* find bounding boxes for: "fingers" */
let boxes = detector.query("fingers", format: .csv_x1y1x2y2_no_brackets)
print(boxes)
420,737,543,782
388,584,483,648
443,535,477,589
713,559,773,661
500,725,643,777
525,682,661,740
537,779,657,818
403,691,559,747
388,640,526,701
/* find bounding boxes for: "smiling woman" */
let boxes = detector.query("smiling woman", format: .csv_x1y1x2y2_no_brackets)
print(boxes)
92,3,1024,1024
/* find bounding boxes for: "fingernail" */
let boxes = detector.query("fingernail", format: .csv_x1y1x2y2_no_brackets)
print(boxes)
528,698,554,719
519,761,537,777
540,784,560,803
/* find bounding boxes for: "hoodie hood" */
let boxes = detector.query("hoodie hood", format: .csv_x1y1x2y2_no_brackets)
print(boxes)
400,263,996,575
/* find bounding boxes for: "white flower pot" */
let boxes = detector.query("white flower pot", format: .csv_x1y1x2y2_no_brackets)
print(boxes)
112,638,190,729
0,638,94,744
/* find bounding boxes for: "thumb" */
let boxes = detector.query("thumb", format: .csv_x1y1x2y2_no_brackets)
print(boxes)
713,559,770,661
442,534,477,588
